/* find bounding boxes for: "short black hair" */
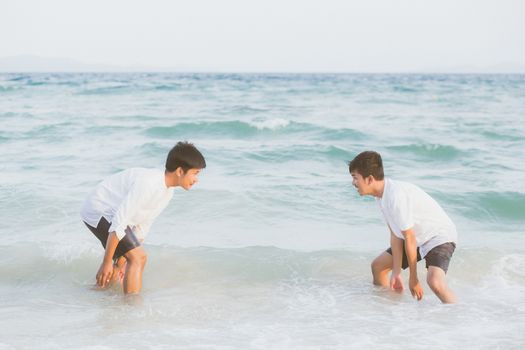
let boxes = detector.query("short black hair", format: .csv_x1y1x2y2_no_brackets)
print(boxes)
348,151,384,180
165,141,206,172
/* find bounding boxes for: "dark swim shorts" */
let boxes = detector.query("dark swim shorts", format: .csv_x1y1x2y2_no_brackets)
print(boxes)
386,242,456,273
84,217,141,261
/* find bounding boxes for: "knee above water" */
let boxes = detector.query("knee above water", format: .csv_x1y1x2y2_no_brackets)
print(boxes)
427,275,445,292
371,258,382,273
128,251,147,265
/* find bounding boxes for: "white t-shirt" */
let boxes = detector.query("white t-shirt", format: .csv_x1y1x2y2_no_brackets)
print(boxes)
377,178,457,257
81,168,174,241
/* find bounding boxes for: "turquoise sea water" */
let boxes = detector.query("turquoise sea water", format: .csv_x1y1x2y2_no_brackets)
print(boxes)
0,73,524,349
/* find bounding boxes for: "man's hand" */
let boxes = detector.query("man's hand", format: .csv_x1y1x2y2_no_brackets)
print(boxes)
409,277,424,300
401,228,422,301
390,274,404,292
96,231,120,288
96,261,113,288
114,256,127,283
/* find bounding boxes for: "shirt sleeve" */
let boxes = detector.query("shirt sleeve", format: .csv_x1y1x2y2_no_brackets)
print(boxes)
109,178,152,240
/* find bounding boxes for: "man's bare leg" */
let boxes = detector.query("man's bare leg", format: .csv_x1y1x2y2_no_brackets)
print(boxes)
371,251,393,287
427,266,456,303
123,246,147,294
110,256,127,285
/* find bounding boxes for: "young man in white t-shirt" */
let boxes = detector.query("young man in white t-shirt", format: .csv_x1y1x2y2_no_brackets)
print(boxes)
349,151,457,303
81,141,206,295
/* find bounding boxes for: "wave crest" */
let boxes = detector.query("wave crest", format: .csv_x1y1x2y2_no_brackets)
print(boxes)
388,143,463,160
145,120,365,141
443,191,525,223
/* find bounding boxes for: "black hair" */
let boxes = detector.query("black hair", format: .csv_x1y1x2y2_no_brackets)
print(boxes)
165,141,206,172
348,151,384,180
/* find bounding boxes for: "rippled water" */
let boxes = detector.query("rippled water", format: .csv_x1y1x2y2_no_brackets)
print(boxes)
0,73,524,349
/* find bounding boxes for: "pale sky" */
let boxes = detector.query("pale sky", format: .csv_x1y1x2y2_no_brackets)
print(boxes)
1,0,524,72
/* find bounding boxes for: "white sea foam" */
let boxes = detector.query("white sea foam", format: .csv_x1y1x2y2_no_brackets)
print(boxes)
251,117,290,130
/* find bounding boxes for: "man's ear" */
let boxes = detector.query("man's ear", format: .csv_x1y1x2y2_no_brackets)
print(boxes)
365,175,375,185
175,167,184,177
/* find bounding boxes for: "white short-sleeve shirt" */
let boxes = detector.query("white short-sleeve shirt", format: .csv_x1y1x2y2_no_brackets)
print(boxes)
80,168,174,241
377,178,457,257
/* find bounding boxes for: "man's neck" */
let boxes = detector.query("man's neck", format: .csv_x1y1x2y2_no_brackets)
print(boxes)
372,179,385,198
164,171,179,188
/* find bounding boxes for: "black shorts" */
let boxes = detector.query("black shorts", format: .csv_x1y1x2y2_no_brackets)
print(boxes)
84,217,141,261
386,242,456,273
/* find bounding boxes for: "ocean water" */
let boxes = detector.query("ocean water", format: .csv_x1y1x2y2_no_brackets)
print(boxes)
0,73,524,349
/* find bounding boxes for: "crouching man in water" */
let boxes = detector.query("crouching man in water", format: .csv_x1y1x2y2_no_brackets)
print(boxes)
81,141,206,295
349,151,457,303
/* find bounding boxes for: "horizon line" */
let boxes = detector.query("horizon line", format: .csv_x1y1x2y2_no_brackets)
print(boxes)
1,55,524,75
1,70,525,75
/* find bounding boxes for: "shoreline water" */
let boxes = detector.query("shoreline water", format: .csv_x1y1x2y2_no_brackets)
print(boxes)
1,72,524,349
